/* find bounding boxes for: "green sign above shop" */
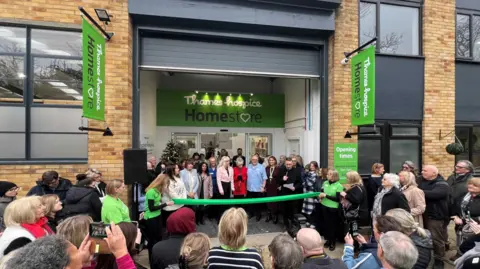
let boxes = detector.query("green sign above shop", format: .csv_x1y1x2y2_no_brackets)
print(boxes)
333,143,358,183
351,45,375,126
157,91,285,127
82,18,105,121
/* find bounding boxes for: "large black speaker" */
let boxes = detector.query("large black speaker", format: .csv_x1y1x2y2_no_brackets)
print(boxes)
123,148,148,185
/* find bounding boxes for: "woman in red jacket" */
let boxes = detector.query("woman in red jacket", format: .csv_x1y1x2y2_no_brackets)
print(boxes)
233,156,248,211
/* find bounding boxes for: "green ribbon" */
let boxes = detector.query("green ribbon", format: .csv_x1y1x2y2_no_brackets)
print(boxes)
173,192,320,205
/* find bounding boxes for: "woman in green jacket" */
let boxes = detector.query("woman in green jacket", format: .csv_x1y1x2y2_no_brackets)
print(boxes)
101,179,130,224
144,174,174,264
317,169,344,251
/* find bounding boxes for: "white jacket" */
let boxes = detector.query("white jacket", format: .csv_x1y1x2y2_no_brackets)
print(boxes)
162,177,187,211
0,226,35,259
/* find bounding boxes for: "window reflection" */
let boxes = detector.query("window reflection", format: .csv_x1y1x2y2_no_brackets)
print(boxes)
379,4,419,55
390,140,419,173
472,127,480,172
457,14,471,58
31,29,82,57
473,16,480,61
0,26,26,53
33,58,82,101
456,127,470,164
0,56,24,101
360,2,376,46
358,140,381,174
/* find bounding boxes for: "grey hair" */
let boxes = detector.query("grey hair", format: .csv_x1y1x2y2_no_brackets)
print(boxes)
5,236,71,269
385,208,428,238
379,231,418,269
383,173,400,188
235,157,244,166
457,160,474,173
269,234,303,269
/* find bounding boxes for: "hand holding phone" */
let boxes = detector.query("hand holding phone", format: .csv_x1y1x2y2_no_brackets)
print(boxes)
89,222,110,238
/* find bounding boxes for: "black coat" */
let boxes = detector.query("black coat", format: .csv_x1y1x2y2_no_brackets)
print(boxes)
26,178,72,201
410,231,433,269
456,194,480,221
60,186,102,221
447,173,472,215
278,167,302,195
365,175,382,212
151,235,185,269
378,187,410,215
419,175,451,220
302,256,348,269
345,185,369,226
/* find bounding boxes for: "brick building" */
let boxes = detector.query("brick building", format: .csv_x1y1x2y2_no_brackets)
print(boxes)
0,0,478,199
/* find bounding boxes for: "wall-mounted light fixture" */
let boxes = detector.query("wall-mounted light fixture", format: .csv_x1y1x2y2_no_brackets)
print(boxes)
94,8,112,24
78,7,114,41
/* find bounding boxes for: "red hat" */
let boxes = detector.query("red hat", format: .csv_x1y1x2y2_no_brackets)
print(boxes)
166,207,196,235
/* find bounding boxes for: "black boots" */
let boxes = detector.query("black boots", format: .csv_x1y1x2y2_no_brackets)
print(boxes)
273,214,279,224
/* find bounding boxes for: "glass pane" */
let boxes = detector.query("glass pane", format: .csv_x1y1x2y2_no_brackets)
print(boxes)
0,26,26,53
31,107,84,133
172,133,198,161
31,29,82,56
456,127,470,164
0,56,24,102
0,106,25,132
200,133,217,159
249,134,271,161
457,14,471,58
472,127,480,173
390,140,420,173
33,58,82,101
391,127,419,136
360,2,377,46
473,16,480,61
0,133,25,158
380,4,419,55
358,140,381,174
31,133,87,159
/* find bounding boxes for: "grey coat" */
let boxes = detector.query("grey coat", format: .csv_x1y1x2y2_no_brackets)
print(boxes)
0,196,15,232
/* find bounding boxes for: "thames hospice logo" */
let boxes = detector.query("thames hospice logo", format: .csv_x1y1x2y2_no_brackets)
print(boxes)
183,95,263,123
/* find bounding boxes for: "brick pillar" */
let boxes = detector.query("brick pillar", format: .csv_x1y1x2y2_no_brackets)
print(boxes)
422,0,456,176
328,0,359,166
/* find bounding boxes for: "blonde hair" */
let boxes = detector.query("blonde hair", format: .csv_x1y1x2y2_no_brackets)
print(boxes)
85,168,101,180
399,171,417,187
106,179,124,195
385,208,428,238
146,174,167,193
41,194,60,219
468,177,480,187
218,208,248,249
371,163,384,175
328,169,340,182
218,156,231,169
57,215,93,248
346,171,363,185
4,196,43,226
179,233,211,269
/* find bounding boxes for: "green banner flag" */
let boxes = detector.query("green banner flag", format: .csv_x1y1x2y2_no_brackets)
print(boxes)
351,45,375,126
334,143,358,183
157,91,285,128
82,18,105,121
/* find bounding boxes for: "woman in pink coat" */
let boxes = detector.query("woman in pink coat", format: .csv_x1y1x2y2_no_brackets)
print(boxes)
217,156,234,219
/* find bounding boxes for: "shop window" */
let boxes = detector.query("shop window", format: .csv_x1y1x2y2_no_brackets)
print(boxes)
456,13,480,61
358,123,421,175
359,1,421,55
0,24,86,162
456,126,480,174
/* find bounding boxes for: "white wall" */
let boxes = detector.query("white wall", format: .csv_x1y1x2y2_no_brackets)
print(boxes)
273,78,321,165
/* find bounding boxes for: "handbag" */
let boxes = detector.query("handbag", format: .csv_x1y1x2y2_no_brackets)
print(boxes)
342,185,362,220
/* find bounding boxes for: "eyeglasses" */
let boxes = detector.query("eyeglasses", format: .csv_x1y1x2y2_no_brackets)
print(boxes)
456,165,468,169
8,187,19,192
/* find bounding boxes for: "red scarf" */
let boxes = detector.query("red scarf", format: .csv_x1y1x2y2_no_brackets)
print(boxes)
21,217,54,238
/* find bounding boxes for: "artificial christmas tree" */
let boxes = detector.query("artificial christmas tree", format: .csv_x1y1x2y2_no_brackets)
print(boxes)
161,140,180,164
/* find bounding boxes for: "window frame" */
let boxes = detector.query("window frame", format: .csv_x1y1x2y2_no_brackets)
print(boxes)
0,23,87,164
359,0,423,57
455,123,480,175
358,121,422,176
455,9,480,62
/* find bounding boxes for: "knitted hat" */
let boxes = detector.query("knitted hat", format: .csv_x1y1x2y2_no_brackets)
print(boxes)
464,256,480,269
0,181,17,197
166,207,196,235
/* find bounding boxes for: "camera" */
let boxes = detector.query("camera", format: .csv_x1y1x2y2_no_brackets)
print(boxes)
237,175,243,181
341,58,349,65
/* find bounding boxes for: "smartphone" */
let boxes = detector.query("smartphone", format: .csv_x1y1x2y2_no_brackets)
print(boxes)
89,222,110,238
350,221,360,237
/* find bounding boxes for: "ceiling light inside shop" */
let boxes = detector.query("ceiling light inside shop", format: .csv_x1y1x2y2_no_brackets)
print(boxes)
250,93,253,96
48,82,68,87
195,91,199,94
72,95,83,100
59,88,79,94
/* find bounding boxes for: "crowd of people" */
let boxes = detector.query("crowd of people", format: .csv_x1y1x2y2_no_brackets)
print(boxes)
0,148,479,269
